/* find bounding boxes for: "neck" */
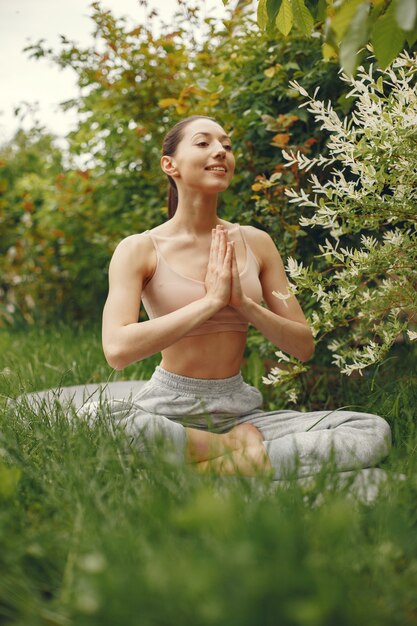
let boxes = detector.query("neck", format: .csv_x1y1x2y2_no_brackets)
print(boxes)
170,189,221,234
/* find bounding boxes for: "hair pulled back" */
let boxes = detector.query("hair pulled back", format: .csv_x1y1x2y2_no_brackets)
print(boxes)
162,115,218,219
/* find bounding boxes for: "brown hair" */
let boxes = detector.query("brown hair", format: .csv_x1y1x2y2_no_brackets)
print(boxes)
162,115,218,219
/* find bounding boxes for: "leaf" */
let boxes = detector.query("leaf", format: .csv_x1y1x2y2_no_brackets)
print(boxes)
371,4,406,68
264,66,277,77
331,0,366,41
376,75,385,93
272,133,290,147
395,0,417,30
339,2,370,75
257,0,268,30
261,113,279,127
158,98,178,108
405,23,417,44
316,0,329,22
290,0,314,34
251,182,263,191
266,0,282,22
276,0,294,36
322,42,338,60
175,103,189,115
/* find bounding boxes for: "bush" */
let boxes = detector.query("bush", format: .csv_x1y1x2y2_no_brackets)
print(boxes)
263,50,417,398
1,2,348,325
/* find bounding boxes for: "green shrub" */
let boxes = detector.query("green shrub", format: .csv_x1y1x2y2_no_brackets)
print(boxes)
1,3,347,326
263,50,417,399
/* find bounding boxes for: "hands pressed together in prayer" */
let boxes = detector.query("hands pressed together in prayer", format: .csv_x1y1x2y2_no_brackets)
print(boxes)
204,224,245,310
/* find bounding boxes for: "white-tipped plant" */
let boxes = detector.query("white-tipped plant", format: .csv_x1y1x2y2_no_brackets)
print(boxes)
265,49,417,388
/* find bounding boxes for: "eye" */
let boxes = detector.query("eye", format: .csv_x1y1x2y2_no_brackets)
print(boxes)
197,141,209,147
224,145,233,151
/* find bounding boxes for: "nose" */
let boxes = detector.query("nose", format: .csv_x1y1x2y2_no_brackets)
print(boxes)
213,142,226,158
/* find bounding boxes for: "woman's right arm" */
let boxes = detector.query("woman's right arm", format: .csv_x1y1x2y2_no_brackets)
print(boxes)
102,229,232,370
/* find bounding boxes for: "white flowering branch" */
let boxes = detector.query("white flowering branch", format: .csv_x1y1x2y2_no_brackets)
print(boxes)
263,50,417,388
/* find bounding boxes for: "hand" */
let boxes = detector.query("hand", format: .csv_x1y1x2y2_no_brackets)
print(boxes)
204,225,233,309
229,241,246,309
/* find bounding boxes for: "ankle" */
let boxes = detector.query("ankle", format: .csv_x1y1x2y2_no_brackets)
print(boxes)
184,428,233,463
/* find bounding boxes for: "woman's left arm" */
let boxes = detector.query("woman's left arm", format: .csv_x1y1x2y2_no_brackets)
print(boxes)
231,227,314,362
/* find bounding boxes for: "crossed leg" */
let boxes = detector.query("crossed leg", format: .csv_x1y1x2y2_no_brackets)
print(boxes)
184,408,391,479
185,423,273,477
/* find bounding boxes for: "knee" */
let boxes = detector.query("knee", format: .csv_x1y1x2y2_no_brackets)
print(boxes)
368,414,392,459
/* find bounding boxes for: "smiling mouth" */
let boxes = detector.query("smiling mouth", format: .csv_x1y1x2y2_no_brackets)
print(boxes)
205,166,227,173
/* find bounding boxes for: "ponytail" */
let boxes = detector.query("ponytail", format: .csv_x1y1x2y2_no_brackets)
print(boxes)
167,177,178,219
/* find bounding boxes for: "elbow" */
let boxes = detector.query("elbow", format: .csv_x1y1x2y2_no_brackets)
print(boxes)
296,330,315,363
103,345,128,371
299,345,315,363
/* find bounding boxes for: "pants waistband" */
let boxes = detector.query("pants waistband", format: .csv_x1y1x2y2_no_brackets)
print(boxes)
151,366,245,395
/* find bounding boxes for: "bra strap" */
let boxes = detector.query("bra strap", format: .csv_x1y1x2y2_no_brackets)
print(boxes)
145,230,160,255
238,224,249,255
239,225,260,270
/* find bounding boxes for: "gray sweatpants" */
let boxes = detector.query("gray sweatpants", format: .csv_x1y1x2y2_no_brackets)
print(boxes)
84,366,391,480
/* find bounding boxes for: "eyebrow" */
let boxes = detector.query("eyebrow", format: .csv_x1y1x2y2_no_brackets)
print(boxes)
191,131,232,142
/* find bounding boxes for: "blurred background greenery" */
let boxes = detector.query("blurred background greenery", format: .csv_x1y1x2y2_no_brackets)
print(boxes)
1,0,416,400
0,1,352,325
0,2,362,395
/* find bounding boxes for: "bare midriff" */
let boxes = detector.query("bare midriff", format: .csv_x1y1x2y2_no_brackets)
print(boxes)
159,330,247,379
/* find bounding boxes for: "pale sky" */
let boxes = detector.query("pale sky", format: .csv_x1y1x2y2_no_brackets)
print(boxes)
0,0,230,146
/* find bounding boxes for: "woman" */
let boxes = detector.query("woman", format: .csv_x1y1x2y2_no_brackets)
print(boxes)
100,114,391,479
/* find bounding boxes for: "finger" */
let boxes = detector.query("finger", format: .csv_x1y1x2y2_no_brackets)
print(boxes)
208,228,216,267
223,241,233,271
212,228,220,266
217,228,227,264
231,241,238,276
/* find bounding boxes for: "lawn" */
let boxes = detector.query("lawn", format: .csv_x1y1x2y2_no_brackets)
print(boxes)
0,324,416,626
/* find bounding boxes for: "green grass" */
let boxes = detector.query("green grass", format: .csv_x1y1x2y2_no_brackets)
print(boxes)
0,324,417,626
0,323,159,394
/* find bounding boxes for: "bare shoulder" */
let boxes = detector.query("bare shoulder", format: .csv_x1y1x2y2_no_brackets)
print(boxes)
112,231,152,254
240,225,281,268
240,225,274,245
109,231,156,277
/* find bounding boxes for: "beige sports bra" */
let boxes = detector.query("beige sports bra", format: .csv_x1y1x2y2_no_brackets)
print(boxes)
141,225,263,336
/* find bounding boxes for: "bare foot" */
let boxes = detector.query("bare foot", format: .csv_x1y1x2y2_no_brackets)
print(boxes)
193,424,273,478
224,423,264,450
184,424,264,464
195,439,273,477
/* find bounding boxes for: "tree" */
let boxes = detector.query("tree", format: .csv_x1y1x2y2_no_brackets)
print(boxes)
251,0,417,75
2,1,344,326
0,127,64,324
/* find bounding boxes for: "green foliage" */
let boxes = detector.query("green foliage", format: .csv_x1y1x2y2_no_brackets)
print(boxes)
371,1,408,70
263,50,417,396
256,0,417,75
1,2,346,327
2,2,414,396
0,126,132,324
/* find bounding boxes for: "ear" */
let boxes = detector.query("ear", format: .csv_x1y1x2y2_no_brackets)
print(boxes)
160,155,179,178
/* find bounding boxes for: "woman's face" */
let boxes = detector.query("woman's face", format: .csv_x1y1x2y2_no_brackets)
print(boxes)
163,118,235,193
